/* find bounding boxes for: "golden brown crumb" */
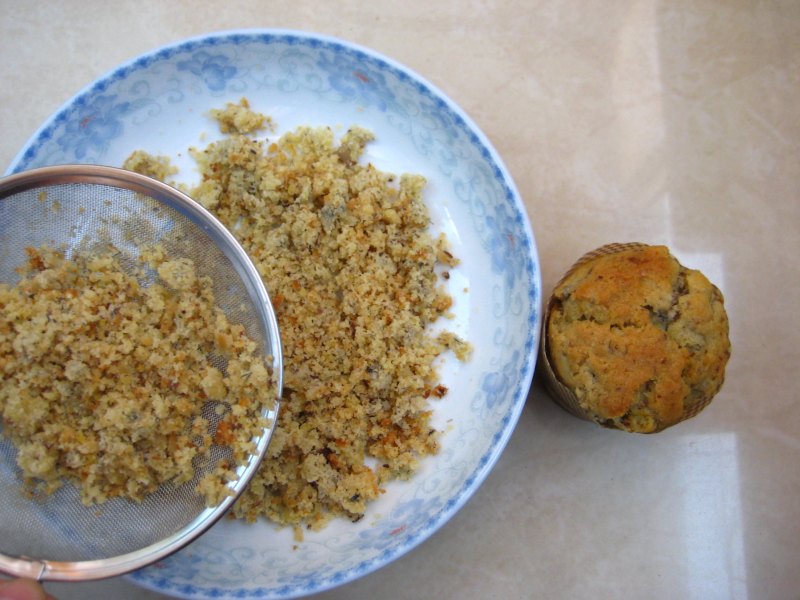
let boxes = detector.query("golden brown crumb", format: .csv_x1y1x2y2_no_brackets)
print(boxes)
128,104,469,531
122,150,178,182
435,234,460,268
209,97,273,135
437,332,473,361
0,245,276,505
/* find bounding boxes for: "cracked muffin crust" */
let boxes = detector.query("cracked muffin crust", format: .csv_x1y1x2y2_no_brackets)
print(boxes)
545,244,730,433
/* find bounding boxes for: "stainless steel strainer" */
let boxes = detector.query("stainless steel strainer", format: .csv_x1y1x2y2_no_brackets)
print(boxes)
0,165,282,581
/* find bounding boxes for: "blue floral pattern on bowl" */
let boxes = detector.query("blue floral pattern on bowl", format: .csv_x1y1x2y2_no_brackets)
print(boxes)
177,51,238,92
316,51,395,112
55,94,136,159
6,30,541,600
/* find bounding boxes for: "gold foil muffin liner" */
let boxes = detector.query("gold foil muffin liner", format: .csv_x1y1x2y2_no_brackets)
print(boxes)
538,242,716,433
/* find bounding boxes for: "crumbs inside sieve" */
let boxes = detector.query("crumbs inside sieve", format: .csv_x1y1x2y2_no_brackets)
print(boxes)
0,177,278,567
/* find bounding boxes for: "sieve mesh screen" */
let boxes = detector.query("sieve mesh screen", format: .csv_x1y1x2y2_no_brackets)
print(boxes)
0,167,280,579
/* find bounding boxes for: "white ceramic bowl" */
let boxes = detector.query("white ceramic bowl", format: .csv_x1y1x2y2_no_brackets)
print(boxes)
7,30,541,599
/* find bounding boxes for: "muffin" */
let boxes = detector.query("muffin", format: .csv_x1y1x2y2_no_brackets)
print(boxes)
541,243,730,433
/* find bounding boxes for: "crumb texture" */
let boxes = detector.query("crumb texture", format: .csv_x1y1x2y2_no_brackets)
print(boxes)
209,97,273,135
122,150,178,182
546,245,730,433
0,245,276,505
125,103,470,533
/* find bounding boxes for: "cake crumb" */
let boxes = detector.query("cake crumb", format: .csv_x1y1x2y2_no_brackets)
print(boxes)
122,100,469,531
122,150,177,182
125,101,470,530
209,97,273,135
0,245,277,506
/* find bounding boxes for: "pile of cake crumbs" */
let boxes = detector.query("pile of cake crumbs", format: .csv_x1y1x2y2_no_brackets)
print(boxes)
0,244,276,506
125,98,471,536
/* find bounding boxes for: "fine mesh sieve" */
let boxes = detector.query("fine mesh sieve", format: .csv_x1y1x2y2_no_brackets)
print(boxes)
0,165,282,581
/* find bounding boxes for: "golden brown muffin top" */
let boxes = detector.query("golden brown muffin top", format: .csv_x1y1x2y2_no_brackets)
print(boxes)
546,245,730,433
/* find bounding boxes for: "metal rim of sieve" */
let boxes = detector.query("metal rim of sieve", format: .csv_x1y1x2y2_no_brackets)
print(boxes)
0,165,283,582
